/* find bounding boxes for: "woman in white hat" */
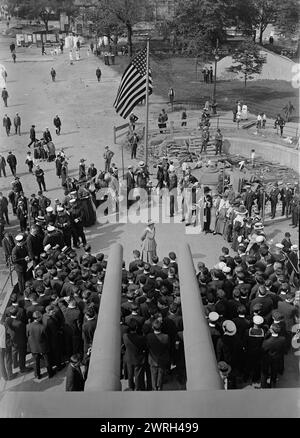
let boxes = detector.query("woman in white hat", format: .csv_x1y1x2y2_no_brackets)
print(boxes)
140,219,157,263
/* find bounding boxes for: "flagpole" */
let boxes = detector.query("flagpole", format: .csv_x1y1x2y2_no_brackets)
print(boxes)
145,38,150,167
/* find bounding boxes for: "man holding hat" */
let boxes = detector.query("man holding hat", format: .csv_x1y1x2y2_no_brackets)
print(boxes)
11,234,29,293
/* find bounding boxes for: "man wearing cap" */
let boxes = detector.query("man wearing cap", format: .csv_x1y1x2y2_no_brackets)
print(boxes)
11,234,29,293
216,320,244,384
43,225,64,249
45,206,56,226
103,146,114,173
242,185,256,216
35,165,47,192
280,183,293,217
43,127,52,144
55,206,72,248
27,311,54,379
26,225,44,267
261,323,286,388
207,312,221,353
243,315,265,384
135,162,149,189
5,307,31,374
123,319,147,391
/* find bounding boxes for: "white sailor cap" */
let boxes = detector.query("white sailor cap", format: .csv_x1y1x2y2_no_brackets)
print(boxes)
69,199,76,204
291,245,298,251
47,225,55,232
57,206,64,212
275,243,284,249
46,206,53,213
44,244,52,252
256,236,265,243
15,234,24,242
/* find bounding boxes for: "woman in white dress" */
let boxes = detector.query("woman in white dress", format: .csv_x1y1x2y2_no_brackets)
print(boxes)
141,220,157,263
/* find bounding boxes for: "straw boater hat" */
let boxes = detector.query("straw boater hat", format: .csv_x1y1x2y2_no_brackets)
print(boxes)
236,205,247,214
222,320,237,336
139,161,145,168
148,219,155,226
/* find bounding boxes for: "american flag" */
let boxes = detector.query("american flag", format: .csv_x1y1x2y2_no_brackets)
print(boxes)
113,47,153,119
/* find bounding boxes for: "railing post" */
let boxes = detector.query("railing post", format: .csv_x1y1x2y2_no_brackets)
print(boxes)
178,243,223,390
113,126,116,144
85,243,123,391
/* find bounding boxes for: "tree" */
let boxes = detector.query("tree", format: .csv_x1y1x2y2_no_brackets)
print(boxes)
172,0,233,57
7,0,78,31
253,0,278,44
227,41,266,87
97,0,151,57
274,0,300,39
282,101,295,122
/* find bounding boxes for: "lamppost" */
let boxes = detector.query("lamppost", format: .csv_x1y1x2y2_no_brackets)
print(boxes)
212,52,219,104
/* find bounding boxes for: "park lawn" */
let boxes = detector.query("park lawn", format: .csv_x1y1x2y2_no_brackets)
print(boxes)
112,54,299,120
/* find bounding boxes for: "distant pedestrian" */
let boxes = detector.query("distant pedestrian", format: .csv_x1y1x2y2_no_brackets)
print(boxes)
12,52,16,63
53,115,61,135
50,68,56,82
274,114,285,137
69,50,73,65
256,113,262,130
14,113,21,135
0,155,7,178
209,66,213,83
181,109,187,127
42,43,46,55
168,88,175,110
103,146,114,173
3,114,11,136
28,125,36,148
130,132,139,159
262,113,267,128
9,42,15,53
6,151,17,176
2,87,8,107
25,151,34,173
96,67,102,82
215,128,223,155
43,127,52,143
35,165,47,192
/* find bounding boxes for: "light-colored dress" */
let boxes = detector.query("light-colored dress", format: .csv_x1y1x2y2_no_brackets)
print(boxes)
141,227,157,263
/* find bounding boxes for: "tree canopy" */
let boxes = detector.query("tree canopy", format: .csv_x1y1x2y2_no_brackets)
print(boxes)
227,40,266,86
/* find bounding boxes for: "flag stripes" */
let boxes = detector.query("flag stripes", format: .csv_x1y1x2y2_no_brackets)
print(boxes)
113,47,152,119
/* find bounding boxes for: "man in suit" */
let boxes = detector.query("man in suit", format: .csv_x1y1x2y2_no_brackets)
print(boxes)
26,225,44,267
129,250,143,273
3,114,11,135
26,292,45,323
28,125,36,148
277,293,298,346
125,165,135,208
82,307,97,357
2,232,15,265
123,319,147,391
62,298,83,358
261,323,286,388
5,307,31,374
11,234,29,294
0,192,9,225
42,305,65,371
14,113,21,135
27,311,54,379
146,319,170,390
6,151,17,176
65,354,85,391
